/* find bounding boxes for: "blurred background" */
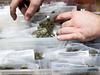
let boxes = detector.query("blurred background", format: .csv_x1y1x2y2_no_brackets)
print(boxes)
0,0,100,12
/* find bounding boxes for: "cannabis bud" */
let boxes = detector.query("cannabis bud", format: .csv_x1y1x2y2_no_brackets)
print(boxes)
66,49,79,52
35,52,44,60
20,67,28,69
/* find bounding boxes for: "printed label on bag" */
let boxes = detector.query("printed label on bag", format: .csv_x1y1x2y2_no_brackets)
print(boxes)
59,51,89,57
52,63,88,69
4,49,34,63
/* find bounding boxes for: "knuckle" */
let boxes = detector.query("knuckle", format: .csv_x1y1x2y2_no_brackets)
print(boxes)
60,29,62,34
31,0,41,6
10,4,13,10
60,29,64,34
58,14,65,19
61,23,65,27
58,16,63,20
63,36,67,40
72,19,79,25
56,30,59,35
71,11,78,15
72,34,77,40
26,11,33,16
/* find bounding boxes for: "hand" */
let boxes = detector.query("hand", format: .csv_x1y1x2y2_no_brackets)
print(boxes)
53,11,100,41
10,0,44,21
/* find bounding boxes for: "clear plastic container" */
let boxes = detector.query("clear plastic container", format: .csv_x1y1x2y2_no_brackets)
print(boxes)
0,57,100,75
65,43,100,56
0,0,99,75
0,38,66,50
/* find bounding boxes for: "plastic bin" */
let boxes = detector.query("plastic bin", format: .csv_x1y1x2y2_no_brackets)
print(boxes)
0,0,99,75
0,38,66,50
0,57,100,75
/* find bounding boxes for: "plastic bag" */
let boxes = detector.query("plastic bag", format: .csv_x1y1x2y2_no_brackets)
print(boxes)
65,43,100,56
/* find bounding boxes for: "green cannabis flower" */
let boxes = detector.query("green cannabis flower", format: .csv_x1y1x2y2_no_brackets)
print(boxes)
20,67,28,69
91,50,99,54
35,52,44,60
66,49,79,52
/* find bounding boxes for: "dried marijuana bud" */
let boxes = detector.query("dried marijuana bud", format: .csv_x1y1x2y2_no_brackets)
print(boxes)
0,28,2,33
90,65,95,67
35,52,44,60
66,49,72,52
20,67,28,69
51,11,55,13
32,29,51,38
0,67,4,70
4,67,14,70
66,49,79,52
32,18,55,38
72,49,79,52
39,18,54,35
86,64,95,67
91,50,99,54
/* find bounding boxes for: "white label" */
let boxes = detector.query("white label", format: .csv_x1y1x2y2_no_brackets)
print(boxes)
4,49,34,64
52,63,88,69
59,51,89,57
6,50,33,56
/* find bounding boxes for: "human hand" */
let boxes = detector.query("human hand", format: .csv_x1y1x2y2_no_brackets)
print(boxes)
10,0,44,21
53,11,100,41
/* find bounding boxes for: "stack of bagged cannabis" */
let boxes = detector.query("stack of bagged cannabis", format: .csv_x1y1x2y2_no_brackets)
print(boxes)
32,18,55,38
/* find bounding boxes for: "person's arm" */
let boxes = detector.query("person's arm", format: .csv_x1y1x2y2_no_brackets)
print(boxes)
10,0,44,21
53,11,100,42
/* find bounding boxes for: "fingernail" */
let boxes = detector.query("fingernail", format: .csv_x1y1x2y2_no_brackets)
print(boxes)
13,17,16,21
25,16,31,21
13,14,17,21
57,36,61,39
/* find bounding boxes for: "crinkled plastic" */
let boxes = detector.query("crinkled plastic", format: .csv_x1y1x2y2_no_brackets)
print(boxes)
51,56,100,74
65,43,100,56
0,0,99,75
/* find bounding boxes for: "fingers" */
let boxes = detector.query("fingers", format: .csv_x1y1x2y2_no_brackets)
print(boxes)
53,12,72,22
25,0,43,21
10,0,21,20
60,20,72,28
18,3,27,16
57,33,80,41
56,27,75,35
19,7,27,16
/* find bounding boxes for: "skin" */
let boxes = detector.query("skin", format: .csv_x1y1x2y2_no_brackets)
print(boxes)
10,0,100,42
53,11,100,41
10,0,44,21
